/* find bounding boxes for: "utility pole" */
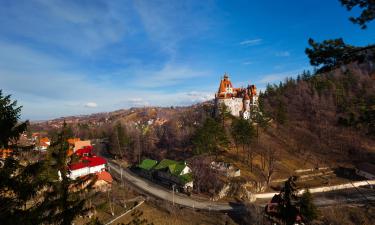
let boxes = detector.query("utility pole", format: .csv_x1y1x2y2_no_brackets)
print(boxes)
172,184,176,206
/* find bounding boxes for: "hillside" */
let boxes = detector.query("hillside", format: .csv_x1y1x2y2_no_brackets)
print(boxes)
261,60,375,165
29,58,375,194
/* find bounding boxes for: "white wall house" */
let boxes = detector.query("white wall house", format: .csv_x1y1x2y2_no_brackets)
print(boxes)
69,164,106,180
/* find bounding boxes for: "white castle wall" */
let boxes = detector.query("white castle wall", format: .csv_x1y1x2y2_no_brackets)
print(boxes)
217,98,243,117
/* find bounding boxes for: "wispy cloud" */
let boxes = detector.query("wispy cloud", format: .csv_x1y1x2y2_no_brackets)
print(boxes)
0,40,214,120
243,61,253,65
133,1,215,57
130,62,210,88
0,0,127,54
239,38,262,46
84,102,98,108
275,51,290,57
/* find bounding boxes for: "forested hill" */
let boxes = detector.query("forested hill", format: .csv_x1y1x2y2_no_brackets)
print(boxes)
260,56,375,164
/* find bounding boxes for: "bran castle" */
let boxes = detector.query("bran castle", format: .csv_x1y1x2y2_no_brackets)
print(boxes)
215,73,258,120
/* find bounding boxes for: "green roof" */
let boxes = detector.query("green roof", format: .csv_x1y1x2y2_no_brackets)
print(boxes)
153,159,187,176
138,159,158,171
179,173,193,184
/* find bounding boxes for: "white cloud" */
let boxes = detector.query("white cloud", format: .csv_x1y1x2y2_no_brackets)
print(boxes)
239,38,262,46
84,102,97,108
0,1,127,54
0,41,215,120
275,51,291,57
243,61,253,65
186,91,214,103
133,1,215,56
131,62,210,88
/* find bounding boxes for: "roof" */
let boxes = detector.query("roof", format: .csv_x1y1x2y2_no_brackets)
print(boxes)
138,159,158,171
68,138,81,145
69,156,107,171
96,171,113,183
154,159,187,176
218,75,233,94
179,173,193,184
75,146,93,156
40,137,50,143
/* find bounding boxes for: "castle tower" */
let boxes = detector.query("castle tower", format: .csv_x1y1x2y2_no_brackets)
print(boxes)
215,73,258,120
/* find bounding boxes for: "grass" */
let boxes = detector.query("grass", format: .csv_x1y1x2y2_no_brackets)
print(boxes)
113,200,238,225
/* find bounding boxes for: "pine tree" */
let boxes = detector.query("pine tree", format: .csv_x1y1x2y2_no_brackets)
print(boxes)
193,117,229,158
0,90,28,148
0,91,95,225
299,190,318,222
340,0,375,29
39,123,96,225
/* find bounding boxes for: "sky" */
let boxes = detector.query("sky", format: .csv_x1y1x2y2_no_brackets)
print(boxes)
0,0,374,120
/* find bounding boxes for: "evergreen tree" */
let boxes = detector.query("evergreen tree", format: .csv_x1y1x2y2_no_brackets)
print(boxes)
305,38,359,72
340,0,375,29
0,90,28,148
0,90,43,224
299,190,318,222
39,123,95,225
0,91,94,225
193,117,229,158
218,103,232,127
278,176,300,225
231,118,256,169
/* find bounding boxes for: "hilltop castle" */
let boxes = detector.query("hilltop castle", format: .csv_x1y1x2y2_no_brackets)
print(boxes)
215,73,258,120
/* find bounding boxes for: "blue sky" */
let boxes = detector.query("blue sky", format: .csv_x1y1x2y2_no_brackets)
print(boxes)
0,0,374,120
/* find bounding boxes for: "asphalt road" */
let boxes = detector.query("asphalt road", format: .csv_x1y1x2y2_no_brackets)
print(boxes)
107,160,375,212
108,161,241,211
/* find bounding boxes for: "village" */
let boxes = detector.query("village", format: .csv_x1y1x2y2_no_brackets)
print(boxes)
1,73,375,224
1,1,375,224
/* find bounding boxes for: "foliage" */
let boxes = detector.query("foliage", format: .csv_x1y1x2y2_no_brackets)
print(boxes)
305,38,360,72
0,91,94,224
0,90,28,148
217,103,232,127
299,190,318,222
40,123,95,225
0,157,48,224
273,176,318,224
192,117,229,157
340,0,375,29
231,118,256,152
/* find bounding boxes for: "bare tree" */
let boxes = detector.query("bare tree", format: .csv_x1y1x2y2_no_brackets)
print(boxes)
262,147,278,185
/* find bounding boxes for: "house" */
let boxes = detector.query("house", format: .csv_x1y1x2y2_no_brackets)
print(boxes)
215,73,258,120
68,156,107,180
73,140,91,152
75,146,93,157
68,138,91,152
137,159,158,178
136,158,194,192
356,163,375,179
38,137,50,151
153,159,193,191
93,171,113,191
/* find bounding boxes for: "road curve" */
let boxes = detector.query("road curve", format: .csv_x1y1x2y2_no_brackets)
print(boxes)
107,160,375,211
107,161,243,212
